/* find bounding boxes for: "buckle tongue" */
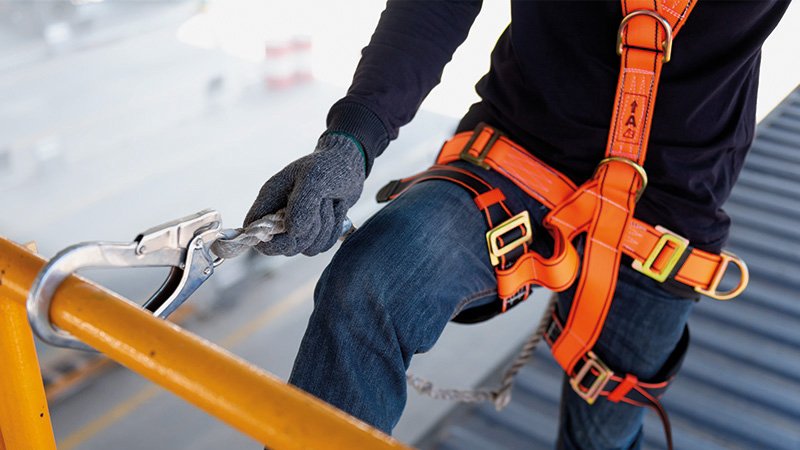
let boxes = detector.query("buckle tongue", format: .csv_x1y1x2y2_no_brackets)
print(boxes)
632,225,688,282
570,351,613,405
485,211,533,266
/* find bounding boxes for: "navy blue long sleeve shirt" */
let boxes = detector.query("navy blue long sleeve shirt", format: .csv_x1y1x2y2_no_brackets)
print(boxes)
326,0,790,252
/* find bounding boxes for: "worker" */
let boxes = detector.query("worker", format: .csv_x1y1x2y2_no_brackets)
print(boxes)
244,1,790,448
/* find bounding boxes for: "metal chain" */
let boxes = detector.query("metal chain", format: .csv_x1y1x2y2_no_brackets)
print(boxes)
407,293,557,411
209,211,286,259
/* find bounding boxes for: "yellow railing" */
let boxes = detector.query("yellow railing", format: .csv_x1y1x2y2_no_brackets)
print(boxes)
0,237,411,450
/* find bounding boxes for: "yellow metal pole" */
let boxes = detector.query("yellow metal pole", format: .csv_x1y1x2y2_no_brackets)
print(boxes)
0,274,58,449
0,237,411,450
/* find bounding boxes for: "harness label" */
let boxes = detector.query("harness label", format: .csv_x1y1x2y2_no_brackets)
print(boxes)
615,92,648,145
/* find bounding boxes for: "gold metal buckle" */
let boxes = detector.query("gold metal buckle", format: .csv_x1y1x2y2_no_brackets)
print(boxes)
631,225,689,283
570,352,612,405
617,10,674,63
694,251,749,301
459,125,503,170
596,157,648,202
485,211,533,266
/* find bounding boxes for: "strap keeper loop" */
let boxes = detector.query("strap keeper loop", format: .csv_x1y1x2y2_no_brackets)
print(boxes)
474,188,506,210
608,373,639,403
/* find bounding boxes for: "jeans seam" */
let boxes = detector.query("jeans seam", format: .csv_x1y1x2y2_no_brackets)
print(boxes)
450,287,498,319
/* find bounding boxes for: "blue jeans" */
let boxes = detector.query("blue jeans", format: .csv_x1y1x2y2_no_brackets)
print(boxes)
289,161,694,449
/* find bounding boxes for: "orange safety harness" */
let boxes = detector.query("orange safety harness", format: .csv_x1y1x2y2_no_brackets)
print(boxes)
377,1,750,448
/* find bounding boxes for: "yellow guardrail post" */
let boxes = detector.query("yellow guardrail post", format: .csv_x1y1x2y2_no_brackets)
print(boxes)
0,266,58,449
0,237,411,450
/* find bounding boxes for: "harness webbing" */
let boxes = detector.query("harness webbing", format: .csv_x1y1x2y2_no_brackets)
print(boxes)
377,2,751,448
553,0,698,378
382,131,745,305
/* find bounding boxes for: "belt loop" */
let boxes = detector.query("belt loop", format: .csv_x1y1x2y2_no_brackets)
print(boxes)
608,373,638,403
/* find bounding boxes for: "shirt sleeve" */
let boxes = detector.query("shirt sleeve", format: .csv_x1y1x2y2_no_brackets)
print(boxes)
325,0,483,175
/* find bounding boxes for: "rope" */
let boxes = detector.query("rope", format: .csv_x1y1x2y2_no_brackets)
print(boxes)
209,212,354,260
406,293,557,411
209,209,557,411
209,211,286,259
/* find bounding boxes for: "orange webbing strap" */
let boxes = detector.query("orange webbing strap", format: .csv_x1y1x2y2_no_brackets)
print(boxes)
436,129,748,301
550,0,697,376
608,0,696,164
443,127,578,208
544,313,691,450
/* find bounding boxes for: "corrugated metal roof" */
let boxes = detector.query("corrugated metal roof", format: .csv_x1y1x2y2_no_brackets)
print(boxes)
418,87,800,450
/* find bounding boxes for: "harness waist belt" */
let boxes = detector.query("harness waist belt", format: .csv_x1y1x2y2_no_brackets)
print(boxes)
409,126,748,302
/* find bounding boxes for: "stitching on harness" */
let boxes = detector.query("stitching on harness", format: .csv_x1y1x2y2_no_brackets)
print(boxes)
550,216,578,232
586,189,628,212
623,68,656,75
660,5,681,20
590,237,618,253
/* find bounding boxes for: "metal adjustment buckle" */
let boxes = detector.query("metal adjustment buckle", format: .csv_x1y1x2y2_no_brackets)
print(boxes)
485,211,533,266
460,124,503,170
632,225,689,282
617,10,674,63
694,251,749,301
27,209,224,351
570,351,613,405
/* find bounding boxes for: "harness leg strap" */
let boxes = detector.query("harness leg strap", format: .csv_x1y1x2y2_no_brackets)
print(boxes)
376,164,533,322
546,314,690,450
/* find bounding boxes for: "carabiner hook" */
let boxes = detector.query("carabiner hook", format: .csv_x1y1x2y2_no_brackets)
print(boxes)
27,209,224,351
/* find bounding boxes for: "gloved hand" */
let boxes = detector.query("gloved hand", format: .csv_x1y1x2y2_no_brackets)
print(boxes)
244,133,365,256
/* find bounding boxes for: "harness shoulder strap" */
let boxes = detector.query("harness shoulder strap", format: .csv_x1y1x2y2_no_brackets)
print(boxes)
550,0,697,376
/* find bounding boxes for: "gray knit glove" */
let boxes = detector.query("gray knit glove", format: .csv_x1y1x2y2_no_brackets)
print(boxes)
244,133,365,256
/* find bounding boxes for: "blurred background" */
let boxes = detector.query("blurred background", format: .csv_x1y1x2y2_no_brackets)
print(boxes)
0,1,797,449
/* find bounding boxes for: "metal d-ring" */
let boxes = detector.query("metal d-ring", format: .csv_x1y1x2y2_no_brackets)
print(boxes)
596,157,649,202
617,10,674,63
